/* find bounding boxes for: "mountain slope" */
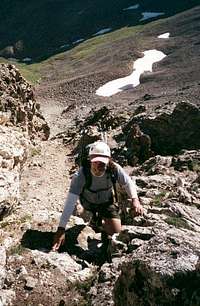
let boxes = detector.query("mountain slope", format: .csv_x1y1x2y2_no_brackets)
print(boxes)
34,5,200,132
0,0,199,61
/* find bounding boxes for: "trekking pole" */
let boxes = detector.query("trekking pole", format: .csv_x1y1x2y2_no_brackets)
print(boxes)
100,131,107,143
104,131,108,144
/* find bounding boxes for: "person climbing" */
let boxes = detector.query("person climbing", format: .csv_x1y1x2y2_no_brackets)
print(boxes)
52,141,143,259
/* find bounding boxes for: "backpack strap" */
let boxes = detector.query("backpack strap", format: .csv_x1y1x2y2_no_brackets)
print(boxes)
82,161,92,189
82,160,118,202
107,160,118,203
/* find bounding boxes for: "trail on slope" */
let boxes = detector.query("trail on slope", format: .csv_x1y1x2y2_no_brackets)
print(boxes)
19,97,72,228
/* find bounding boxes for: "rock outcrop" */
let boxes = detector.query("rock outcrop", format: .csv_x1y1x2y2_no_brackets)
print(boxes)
0,126,29,220
0,64,49,140
46,102,200,306
128,102,200,155
0,64,50,220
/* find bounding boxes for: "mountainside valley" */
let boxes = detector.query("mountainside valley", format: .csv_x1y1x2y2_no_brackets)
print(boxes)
0,3,200,306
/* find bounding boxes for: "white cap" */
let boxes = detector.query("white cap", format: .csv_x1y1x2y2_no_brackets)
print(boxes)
89,141,111,164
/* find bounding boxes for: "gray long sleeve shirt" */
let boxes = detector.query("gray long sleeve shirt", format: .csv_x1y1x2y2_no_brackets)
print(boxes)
59,162,138,228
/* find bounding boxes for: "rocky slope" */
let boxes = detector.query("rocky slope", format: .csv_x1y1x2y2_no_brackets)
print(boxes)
0,6,200,306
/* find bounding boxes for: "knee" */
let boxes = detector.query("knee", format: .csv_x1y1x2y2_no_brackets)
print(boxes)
104,218,122,235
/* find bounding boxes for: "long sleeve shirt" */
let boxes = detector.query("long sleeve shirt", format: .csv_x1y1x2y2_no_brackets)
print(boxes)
59,162,138,228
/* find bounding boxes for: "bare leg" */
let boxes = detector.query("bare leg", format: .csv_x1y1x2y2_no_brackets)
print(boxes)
76,204,84,215
103,218,121,235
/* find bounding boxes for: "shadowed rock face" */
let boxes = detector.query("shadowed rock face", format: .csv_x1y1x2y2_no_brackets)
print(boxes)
125,102,200,156
114,253,200,306
59,102,200,167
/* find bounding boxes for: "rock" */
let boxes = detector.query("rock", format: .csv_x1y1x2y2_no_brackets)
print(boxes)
0,289,16,306
31,250,82,277
133,102,200,155
0,126,29,219
172,150,200,171
0,63,50,139
177,186,192,203
125,123,152,165
138,155,172,174
24,276,38,290
0,247,6,289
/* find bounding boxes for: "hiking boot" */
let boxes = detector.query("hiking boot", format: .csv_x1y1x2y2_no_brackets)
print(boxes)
101,231,113,263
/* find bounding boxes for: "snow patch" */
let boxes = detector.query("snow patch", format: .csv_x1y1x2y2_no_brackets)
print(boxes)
96,49,166,97
123,4,139,10
158,32,170,39
59,44,70,49
22,57,32,63
93,28,112,36
72,38,84,44
140,12,165,21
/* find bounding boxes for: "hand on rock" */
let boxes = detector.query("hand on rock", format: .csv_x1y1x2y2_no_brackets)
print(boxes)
130,198,144,217
52,227,65,251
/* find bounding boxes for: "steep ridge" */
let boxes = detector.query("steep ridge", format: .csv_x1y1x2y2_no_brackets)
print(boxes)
0,6,200,306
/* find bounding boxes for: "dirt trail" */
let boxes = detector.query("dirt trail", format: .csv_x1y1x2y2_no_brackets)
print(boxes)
19,97,72,223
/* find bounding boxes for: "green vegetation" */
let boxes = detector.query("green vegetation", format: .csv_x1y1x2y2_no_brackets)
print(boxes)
1,24,142,83
8,244,25,255
69,25,142,61
15,63,41,84
19,214,32,223
0,220,10,229
0,214,32,229
191,161,200,172
30,145,41,157
0,57,41,84
153,191,167,206
165,216,192,230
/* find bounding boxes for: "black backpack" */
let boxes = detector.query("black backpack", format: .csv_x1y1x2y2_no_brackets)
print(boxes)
82,159,118,203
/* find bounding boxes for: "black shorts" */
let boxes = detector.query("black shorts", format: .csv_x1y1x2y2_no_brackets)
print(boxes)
82,201,120,219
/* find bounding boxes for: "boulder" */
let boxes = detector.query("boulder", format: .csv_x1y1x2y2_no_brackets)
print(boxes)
0,126,29,219
129,102,200,155
0,63,49,140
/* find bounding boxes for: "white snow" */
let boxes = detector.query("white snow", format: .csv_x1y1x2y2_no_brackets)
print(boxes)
140,12,165,21
72,38,84,44
96,49,166,97
158,32,170,39
59,44,70,49
93,28,112,36
123,4,139,11
22,57,32,62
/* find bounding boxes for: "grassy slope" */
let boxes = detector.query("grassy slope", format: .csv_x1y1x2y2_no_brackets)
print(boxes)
1,23,147,84
0,5,199,86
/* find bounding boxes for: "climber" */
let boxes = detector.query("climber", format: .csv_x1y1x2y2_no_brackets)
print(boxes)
52,141,143,253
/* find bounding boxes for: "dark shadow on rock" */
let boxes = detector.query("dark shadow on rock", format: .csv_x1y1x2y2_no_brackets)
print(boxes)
21,229,54,251
119,84,134,91
21,225,104,265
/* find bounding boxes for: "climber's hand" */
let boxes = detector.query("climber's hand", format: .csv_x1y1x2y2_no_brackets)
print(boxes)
52,227,65,251
130,198,144,217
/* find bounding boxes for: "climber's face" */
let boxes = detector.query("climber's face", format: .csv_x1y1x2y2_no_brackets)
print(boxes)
90,160,107,177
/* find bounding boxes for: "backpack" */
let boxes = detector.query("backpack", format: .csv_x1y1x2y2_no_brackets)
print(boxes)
79,143,118,203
